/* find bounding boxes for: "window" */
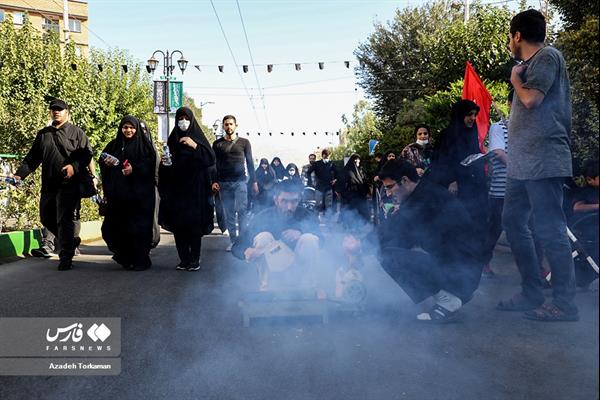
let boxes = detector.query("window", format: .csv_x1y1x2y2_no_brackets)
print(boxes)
0,10,5,23
13,11,25,25
68,19,81,32
43,17,59,33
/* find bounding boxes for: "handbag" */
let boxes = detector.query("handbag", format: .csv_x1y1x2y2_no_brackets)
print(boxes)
50,131,97,198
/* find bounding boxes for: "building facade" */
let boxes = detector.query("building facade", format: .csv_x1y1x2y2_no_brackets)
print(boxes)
0,0,88,54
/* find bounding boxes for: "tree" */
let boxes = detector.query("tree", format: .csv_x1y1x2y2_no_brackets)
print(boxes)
354,0,512,128
333,100,381,160
0,17,157,229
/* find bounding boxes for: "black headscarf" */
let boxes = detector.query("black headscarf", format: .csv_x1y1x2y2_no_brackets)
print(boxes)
104,115,156,165
256,158,276,185
429,99,484,187
167,107,213,159
271,156,287,180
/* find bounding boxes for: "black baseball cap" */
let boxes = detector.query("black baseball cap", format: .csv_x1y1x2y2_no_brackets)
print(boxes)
49,99,68,110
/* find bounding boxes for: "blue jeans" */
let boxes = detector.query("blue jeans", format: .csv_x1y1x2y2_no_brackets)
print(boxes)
502,177,577,314
219,180,248,243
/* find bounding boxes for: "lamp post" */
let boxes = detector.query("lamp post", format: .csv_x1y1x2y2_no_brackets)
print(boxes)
212,119,221,139
146,50,188,141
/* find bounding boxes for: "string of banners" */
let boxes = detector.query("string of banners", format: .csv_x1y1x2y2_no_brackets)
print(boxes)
236,131,342,136
194,60,361,73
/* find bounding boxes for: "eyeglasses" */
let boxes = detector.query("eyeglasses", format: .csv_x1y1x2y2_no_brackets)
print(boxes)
383,182,397,191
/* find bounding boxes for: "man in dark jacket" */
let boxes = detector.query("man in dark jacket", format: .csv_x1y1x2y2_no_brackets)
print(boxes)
14,99,93,270
378,160,484,323
307,148,338,221
232,179,321,291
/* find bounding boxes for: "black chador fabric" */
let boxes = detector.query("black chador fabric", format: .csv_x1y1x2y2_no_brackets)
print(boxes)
271,157,287,180
428,100,487,224
337,154,369,200
255,158,276,190
285,163,303,185
378,179,484,304
158,107,216,236
100,116,158,267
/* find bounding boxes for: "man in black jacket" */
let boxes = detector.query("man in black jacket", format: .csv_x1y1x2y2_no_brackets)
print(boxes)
378,160,484,322
232,179,321,291
307,148,338,221
14,99,92,270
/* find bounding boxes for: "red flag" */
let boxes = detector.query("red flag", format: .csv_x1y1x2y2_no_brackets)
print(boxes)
462,61,492,152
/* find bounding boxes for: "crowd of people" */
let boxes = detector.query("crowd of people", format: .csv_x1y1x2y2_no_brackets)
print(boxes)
12,10,598,324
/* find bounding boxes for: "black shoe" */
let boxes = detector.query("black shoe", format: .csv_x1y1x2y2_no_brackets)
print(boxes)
188,262,201,271
31,247,55,258
112,255,132,270
57,260,73,271
175,263,189,271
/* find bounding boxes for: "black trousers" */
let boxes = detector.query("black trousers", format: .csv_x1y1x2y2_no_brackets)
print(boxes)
173,228,203,265
39,186,80,262
381,247,482,304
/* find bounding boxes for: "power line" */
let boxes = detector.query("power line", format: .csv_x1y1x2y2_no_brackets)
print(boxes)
209,0,263,131
236,0,270,130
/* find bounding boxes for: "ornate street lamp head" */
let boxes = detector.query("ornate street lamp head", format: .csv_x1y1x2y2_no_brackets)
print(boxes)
146,56,158,73
177,56,188,74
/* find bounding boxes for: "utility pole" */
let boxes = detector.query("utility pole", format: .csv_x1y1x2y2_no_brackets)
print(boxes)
62,0,70,43
464,0,470,24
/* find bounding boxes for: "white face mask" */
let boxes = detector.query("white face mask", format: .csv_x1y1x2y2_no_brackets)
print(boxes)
178,120,191,131
416,139,429,146
355,160,360,167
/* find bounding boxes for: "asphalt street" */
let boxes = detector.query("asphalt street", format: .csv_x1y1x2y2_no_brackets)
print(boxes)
0,230,598,400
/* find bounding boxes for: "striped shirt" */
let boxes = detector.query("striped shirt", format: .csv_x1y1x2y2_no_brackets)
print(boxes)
488,119,508,198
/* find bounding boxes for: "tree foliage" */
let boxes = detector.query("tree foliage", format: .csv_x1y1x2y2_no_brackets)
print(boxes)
0,17,158,229
354,0,512,128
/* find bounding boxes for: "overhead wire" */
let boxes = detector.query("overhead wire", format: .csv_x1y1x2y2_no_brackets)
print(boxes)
209,0,263,131
235,0,271,130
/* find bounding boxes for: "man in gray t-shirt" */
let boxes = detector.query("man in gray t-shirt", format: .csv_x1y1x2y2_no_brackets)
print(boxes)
497,9,578,321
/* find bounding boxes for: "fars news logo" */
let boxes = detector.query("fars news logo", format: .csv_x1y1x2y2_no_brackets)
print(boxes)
45,322,113,352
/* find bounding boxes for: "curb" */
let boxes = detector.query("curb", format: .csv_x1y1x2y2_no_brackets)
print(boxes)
0,220,102,258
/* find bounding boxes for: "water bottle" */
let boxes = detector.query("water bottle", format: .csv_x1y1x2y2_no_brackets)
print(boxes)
100,152,120,166
162,144,172,166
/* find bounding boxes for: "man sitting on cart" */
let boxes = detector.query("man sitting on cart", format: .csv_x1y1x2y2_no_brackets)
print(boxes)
232,179,321,291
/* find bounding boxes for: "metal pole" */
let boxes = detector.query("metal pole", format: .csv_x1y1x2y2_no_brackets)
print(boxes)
464,0,470,24
63,0,70,43
165,51,170,141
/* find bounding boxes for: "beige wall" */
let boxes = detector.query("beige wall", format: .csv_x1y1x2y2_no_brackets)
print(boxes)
0,1,88,53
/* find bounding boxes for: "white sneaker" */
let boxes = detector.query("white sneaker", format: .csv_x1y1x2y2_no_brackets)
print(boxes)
225,243,233,252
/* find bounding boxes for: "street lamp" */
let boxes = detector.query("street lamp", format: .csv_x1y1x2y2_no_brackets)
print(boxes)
200,101,215,108
212,119,221,139
146,49,187,141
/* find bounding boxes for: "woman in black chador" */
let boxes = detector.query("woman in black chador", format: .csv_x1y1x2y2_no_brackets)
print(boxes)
100,115,159,271
159,107,216,271
270,157,287,181
254,158,276,211
336,153,371,226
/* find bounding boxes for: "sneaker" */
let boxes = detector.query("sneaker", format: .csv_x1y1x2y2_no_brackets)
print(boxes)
31,247,55,258
74,247,81,256
175,263,189,271
188,262,201,271
57,260,73,271
225,243,233,252
482,264,495,278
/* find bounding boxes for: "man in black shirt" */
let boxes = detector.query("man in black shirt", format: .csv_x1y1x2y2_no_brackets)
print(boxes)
14,99,93,270
378,160,484,323
307,148,338,221
232,179,320,291
212,115,258,250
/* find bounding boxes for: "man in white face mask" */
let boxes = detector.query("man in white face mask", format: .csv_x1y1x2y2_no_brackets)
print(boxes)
400,124,434,177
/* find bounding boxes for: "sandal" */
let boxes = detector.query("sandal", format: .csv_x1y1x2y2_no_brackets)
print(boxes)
524,304,579,322
496,294,539,311
416,304,459,324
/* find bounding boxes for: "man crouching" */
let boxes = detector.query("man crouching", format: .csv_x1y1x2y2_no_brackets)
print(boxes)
232,179,321,291
378,160,484,323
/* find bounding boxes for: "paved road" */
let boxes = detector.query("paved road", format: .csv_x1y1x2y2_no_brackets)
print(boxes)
0,231,598,400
